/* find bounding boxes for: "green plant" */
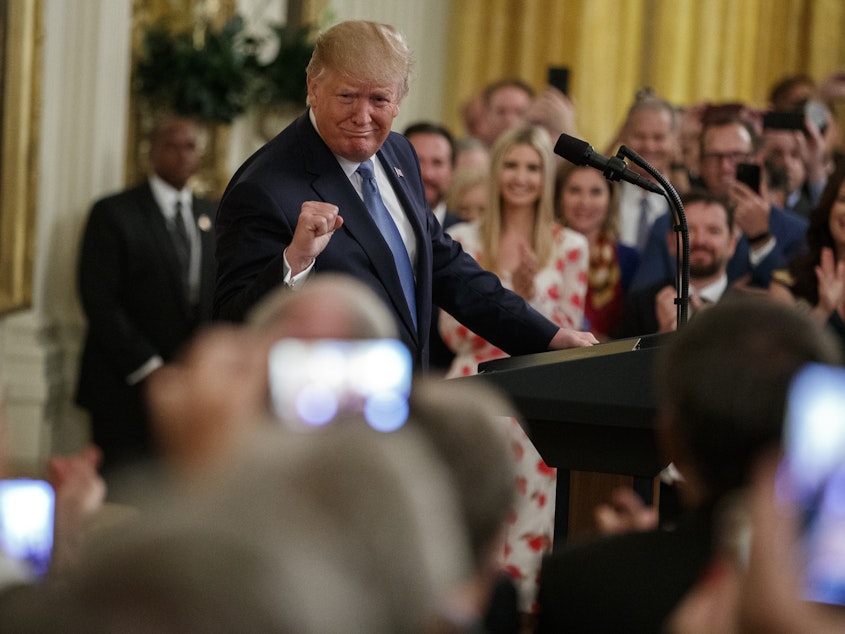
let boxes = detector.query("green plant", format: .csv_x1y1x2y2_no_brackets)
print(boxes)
250,23,315,107
134,16,258,124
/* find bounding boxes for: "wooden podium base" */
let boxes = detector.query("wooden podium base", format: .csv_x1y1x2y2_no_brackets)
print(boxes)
555,470,660,548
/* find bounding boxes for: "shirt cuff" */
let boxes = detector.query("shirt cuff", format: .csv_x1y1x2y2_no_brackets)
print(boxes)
283,248,315,289
748,235,777,266
127,356,163,386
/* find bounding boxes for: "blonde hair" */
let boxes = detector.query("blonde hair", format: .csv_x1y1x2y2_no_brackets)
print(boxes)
480,125,556,271
446,167,489,222
306,21,414,101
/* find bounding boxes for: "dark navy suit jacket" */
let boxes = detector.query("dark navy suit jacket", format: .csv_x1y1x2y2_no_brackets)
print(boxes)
76,182,216,464
214,112,557,367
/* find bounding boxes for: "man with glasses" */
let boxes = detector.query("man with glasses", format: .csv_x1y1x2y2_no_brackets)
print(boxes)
630,115,808,292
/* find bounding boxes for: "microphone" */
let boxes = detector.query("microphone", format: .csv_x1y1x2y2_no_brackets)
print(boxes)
554,134,663,194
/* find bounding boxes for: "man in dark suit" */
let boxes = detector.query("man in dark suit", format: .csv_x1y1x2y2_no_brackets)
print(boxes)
615,190,740,338
537,298,840,633
214,20,597,368
76,114,216,478
403,121,462,373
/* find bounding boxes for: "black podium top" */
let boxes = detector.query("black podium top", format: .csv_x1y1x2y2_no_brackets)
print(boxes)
458,333,673,477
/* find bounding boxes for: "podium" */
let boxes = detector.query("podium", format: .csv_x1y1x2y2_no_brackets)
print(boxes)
457,333,672,543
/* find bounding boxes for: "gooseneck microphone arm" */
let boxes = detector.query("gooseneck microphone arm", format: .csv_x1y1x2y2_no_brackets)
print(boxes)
616,145,690,328
553,134,664,194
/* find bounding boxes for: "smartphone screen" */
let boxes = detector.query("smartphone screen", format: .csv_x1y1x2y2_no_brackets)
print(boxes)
735,163,761,193
547,66,569,96
268,338,412,433
762,111,805,131
780,363,845,606
0,479,54,578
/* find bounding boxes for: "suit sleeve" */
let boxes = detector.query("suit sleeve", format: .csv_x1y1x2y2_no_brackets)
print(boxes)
428,220,559,356
213,180,293,321
77,202,160,379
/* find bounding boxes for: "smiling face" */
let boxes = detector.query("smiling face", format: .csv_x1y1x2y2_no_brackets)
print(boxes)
686,200,737,281
699,122,756,198
407,132,453,208
307,69,401,162
559,167,611,240
498,144,544,211
622,107,677,176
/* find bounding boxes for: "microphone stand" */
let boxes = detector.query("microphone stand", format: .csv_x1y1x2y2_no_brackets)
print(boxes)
615,145,690,328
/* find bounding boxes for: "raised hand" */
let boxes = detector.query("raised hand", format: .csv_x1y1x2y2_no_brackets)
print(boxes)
512,244,538,300
286,201,344,275
814,246,845,320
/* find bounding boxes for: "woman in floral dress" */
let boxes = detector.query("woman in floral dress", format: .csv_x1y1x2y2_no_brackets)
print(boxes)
439,124,589,614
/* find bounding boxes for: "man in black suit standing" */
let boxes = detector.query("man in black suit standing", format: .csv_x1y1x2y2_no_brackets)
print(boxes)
214,20,597,369
76,114,216,479
403,121,462,373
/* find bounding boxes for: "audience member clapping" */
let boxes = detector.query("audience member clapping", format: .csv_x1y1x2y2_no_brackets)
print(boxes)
440,123,590,615
769,162,845,351
611,89,680,256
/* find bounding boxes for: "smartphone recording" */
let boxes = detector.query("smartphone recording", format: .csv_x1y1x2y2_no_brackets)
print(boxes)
780,362,845,607
268,338,412,433
547,66,569,96
0,479,54,578
762,111,805,132
735,163,761,193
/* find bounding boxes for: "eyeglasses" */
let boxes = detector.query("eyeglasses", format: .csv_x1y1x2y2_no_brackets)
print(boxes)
701,151,753,164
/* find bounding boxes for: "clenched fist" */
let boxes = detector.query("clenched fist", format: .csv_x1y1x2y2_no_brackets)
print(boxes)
286,201,344,275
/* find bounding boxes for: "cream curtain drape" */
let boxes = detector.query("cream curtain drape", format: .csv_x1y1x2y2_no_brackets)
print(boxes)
445,0,845,149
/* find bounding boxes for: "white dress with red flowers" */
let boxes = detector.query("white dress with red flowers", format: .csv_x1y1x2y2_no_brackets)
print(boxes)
439,220,588,613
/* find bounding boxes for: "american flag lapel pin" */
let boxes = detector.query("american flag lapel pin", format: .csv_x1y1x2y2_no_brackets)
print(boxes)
394,166,404,178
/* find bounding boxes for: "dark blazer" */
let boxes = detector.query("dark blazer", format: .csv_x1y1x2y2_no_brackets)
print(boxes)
614,277,746,339
75,181,216,464
214,112,557,367
536,508,715,634
428,210,462,372
630,207,809,292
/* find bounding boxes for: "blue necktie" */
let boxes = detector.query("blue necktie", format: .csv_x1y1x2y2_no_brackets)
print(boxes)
357,159,417,329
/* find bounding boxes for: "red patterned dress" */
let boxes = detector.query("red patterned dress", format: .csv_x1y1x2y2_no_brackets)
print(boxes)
439,220,588,612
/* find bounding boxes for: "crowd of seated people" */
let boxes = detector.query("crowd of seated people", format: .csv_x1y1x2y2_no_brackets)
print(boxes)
451,70,845,346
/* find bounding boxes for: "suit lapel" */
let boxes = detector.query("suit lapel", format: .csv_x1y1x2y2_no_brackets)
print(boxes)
192,196,216,313
140,183,188,309
299,117,420,339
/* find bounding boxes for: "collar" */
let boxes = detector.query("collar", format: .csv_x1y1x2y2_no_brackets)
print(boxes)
149,174,191,220
432,201,447,225
309,109,378,180
693,273,728,304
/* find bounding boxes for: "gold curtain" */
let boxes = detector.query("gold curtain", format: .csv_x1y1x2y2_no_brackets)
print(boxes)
445,0,845,150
